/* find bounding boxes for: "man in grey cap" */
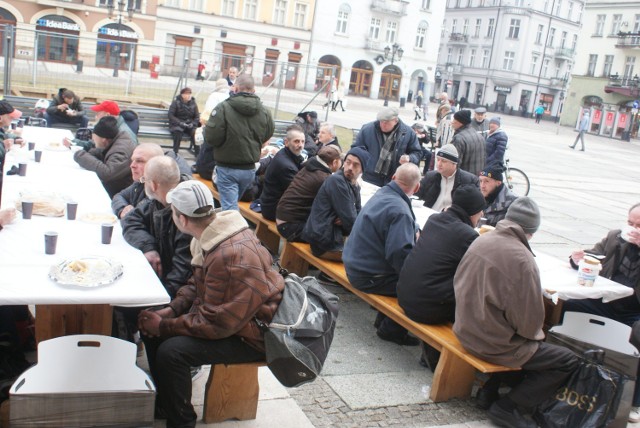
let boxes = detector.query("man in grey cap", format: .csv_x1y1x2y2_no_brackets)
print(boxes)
453,197,578,427
471,107,489,138
415,144,479,211
352,106,422,187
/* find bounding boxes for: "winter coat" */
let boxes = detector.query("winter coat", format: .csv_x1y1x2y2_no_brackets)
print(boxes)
73,127,136,198
470,120,489,138
302,170,361,255
46,94,86,119
122,199,193,298
159,211,284,352
483,183,517,227
352,119,422,186
485,128,508,168
260,147,304,221
168,96,200,133
111,181,146,218
453,220,544,368
451,124,486,175
276,156,332,224
205,93,274,170
415,168,479,209
397,204,478,324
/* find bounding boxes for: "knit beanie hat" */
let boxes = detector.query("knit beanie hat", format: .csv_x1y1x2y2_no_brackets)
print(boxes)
480,166,503,182
93,116,119,140
436,144,459,163
505,197,541,234
452,184,486,216
453,109,472,125
346,147,371,167
489,116,501,126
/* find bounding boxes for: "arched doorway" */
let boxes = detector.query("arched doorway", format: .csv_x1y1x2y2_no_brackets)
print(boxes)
96,23,138,70
379,64,402,101
410,69,427,102
349,60,373,97
315,54,341,91
0,8,17,57
36,15,80,63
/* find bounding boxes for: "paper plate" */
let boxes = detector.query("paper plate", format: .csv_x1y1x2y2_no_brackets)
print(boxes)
45,142,69,151
80,212,117,224
49,257,123,288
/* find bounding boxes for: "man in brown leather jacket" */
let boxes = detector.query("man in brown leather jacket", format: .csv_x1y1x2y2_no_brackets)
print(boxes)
138,180,284,428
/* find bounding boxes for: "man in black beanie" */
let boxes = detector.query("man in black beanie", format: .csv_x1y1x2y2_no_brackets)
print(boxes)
479,166,517,227
74,115,136,198
397,184,485,370
451,109,486,176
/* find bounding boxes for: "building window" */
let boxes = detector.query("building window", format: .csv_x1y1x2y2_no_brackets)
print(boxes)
189,0,204,10
335,4,350,34
544,0,549,13
503,51,515,70
463,19,469,35
572,34,578,50
508,19,520,39
369,18,381,39
481,49,489,68
611,14,622,35
36,15,80,64
164,0,179,6
543,58,550,77
452,19,458,34
274,0,287,25
243,0,257,19
221,0,235,16
530,55,538,75
457,48,464,65
587,54,597,76
536,24,544,44
469,48,476,67
560,31,567,48
421,0,431,9
447,47,453,64
603,55,614,77
386,21,397,43
487,18,494,37
294,3,307,28
624,56,636,79
555,0,562,15
595,14,605,36
474,19,481,37
415,21,428,48
568,1,574,20
547,28,555,47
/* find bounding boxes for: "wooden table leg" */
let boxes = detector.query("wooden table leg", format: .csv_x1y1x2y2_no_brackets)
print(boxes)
280,242,309,276
543,297,564,334
34,304,113,343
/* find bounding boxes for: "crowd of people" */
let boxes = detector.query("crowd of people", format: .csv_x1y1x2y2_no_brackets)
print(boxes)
1,78,639,428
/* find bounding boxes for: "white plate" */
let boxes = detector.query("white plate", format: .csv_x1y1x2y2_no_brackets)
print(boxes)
80,212,117,224
45,142,69,151
49,257,123,288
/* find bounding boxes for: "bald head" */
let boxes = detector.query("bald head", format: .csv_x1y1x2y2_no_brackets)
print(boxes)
393,163,421,197
130,143,165,181
145,156,180,187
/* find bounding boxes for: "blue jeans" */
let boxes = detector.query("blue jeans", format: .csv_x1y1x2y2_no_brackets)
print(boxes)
215,166,255,211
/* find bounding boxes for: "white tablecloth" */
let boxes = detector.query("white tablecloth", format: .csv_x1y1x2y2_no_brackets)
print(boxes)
0,127,170,307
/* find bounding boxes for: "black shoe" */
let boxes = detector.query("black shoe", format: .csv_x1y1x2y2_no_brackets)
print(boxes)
568,145,575,149
154,404,168,420
476,387,500,410
316,271,339,286
488,402,537,428
580,149,585,151
373,312,385,329
376,330,420,346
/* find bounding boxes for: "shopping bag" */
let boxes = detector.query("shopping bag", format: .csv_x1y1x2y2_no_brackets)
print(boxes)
534,350,628,428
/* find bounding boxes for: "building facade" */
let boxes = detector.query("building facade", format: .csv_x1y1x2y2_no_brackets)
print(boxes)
438,0,584,119
308,0,445,101
561,0,639,140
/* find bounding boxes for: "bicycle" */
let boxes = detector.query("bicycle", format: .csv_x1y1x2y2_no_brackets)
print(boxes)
504,157,530,196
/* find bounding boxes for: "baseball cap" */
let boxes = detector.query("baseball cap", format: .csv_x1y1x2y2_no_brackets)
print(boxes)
166,180,214,217
91,100,120,116
0,101,22,119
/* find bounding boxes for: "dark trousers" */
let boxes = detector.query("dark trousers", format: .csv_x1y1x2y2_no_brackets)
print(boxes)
507,341,578,410
349,274,409,339
171,128,196,154
563,296,640,406
277,222,307,243
44,112,89,128
143,334,263,428
571,130,586,150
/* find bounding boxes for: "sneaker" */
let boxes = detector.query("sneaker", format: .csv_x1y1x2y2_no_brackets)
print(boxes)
488,401,537,428
190,366,204,382
629,406,640,423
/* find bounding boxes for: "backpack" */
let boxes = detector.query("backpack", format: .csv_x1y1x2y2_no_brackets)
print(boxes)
261,273,339,387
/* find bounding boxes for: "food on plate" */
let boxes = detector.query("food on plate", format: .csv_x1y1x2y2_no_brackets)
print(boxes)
15,193,65,217
50,257,123,287
67,260,88,273
80,213,117,224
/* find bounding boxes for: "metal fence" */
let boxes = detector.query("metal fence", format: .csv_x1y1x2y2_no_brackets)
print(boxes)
1,24,335,119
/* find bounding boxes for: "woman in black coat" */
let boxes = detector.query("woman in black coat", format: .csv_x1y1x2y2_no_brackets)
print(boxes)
168,87,200,154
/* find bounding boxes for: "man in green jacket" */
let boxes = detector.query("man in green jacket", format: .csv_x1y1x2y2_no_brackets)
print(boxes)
205,74,274,210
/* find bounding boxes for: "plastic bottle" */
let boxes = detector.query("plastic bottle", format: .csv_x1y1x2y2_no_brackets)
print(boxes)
577,256,602,287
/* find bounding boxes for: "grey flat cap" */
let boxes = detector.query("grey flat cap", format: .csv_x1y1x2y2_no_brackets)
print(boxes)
377,107,400,121
474,107,487,114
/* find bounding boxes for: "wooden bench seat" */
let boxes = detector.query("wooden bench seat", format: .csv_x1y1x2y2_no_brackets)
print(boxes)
279,240,519,402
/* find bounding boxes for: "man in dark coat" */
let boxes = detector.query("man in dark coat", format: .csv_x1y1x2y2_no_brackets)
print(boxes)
45,88,89,128
451,109,486,175
470,107,489,139
276,145,342,242
485,116,508,168
480,166,517,227
168,87,200,154
302,148,369,260
415,144,479,211
294,111,320,156
260,126,305,221
352,107,422,186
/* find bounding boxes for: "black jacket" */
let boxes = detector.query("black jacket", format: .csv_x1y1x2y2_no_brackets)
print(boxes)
168,96,200,133
120,110,140,135
397,204,478,324
415,168,479,209
260,147,303,221
122,198,193,298
46,93,86,119
302,170,361,256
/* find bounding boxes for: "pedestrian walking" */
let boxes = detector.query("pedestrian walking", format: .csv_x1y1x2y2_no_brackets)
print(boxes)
569,110,590,151
534,104,545,124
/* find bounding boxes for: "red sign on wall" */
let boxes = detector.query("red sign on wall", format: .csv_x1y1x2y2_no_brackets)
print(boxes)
619,114,628,128
605,111,615,127
593,109,602,122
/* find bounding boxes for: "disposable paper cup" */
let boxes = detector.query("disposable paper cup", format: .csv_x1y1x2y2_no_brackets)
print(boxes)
67,202,78,220
28,142,35,151
44,232,58,255
22,201,34,219
34,151,42,162
18,163,27,177
101,223,114,244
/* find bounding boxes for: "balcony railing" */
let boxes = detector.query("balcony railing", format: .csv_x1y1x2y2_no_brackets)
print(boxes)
615,32,640,48
448,33,469,44
371,0,409,16
607,74,640,88
554,48,575,60
445,63,464,75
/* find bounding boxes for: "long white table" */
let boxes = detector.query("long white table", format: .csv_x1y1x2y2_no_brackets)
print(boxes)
0,126,170,342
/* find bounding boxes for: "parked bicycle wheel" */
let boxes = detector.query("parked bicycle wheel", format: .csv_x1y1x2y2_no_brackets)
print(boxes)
506,167,530,196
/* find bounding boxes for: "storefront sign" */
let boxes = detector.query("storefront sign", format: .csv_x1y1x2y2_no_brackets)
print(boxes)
605,111,615,127
37,19,80,32
17,50,32,56
593,109,602,122
494,86,512,93
618,114,628,128
99,27,138,39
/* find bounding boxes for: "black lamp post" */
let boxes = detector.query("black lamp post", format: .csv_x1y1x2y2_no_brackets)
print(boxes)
382,43,403,106
107,0,134,78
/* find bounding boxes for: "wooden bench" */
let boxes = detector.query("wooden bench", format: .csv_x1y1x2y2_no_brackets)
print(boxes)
278,240,519,402
3,95,96,132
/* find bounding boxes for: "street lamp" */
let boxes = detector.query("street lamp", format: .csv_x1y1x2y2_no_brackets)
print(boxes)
382,43,403,106
106,0,134,78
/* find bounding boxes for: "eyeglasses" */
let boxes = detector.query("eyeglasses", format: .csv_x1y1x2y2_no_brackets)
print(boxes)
139,176,146,183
